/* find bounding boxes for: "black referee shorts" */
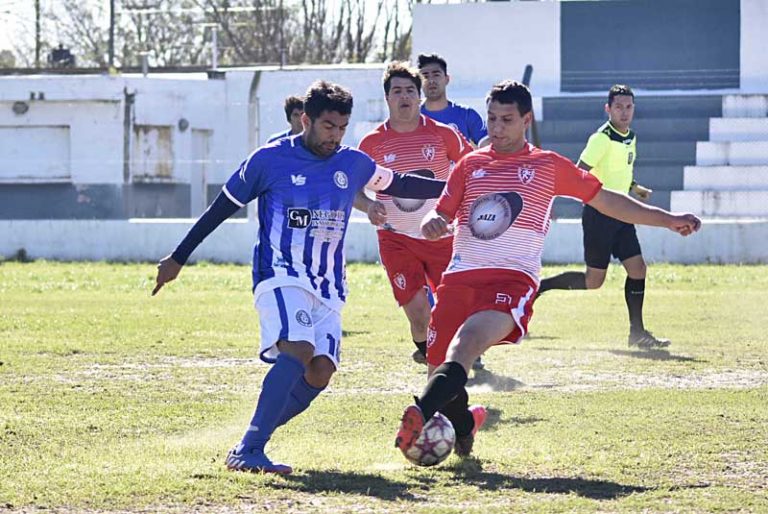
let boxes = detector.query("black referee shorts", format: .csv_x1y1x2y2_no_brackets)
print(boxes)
582,204,642,269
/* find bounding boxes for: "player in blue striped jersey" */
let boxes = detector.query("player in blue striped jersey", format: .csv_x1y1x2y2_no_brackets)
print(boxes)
153,81,445,474
418,53,488,147
265,95,304,143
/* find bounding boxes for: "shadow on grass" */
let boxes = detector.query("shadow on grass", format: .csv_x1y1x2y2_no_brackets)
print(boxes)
441,458,652,500
479,407,544,432
608,349,700,362
282,469,421,501
467,368,526,392
342,329,369,337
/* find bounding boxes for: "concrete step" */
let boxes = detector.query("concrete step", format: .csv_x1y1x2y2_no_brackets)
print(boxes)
543,95,722,120
722,95,768,118
696,141,768,166
538,118,709,143
710,118,768,142
543,141,696,165
634,165,684,190
671,190,768,217
683,166,768,190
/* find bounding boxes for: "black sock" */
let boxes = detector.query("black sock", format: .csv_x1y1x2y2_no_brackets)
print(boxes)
417,361,468,421
625,277,645,333
413,340,427,358
438,387,474,437
539,271,587,294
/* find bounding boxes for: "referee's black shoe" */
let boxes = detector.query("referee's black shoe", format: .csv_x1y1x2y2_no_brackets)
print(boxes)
628,330,671,350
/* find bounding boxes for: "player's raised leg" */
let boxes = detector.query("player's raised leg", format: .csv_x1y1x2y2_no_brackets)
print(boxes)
396,310,513,453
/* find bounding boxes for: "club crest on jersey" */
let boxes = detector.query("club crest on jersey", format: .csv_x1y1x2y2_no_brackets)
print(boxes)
394,273,407,290
421,144,436,162
518,167,535,185
295,309,312,327
333,170,349,189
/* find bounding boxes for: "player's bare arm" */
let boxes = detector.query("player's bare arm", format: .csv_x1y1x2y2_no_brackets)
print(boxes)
152,255,182,295
420,209,452,240
587,188,701,236
354,189,387,226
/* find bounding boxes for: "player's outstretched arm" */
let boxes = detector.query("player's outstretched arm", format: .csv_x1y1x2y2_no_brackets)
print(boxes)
587,188,701,236
151,191,241,296
421,209,452,240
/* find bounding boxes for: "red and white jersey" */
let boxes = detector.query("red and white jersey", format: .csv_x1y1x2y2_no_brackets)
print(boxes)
437,143,602,283
359,115,471,239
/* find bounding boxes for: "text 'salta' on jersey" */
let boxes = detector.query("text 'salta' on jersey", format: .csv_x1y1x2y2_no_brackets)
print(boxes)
436,144,602,284
358,115,470,239
223,136,377,312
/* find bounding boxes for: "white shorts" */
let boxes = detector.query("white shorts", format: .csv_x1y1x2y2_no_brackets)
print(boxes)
255,286,342,368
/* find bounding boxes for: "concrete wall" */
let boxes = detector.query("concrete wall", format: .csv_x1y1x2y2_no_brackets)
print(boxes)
252,65,386,150
412,2,560,97
2,219,765,265
412,0,768,95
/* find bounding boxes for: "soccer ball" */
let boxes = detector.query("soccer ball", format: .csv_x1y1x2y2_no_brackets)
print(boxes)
403,412,456,467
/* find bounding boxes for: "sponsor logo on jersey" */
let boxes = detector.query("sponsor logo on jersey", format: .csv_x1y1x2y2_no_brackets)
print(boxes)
334,170,349,189
287,208,311,228
394,273,407,290
518,167,535,185
472,168,486,179
295,309,312,327
468,192,524,240
422,144,436,162
291,174,306,186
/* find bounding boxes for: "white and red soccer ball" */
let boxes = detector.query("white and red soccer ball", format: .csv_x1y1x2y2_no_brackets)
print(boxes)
403,412,456,467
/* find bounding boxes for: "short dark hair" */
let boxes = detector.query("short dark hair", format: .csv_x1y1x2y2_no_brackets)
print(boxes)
303,81,353,120
283,95,304,121
382,61,422,95
608,84,634,106
486,80,532,116
416,53,447,74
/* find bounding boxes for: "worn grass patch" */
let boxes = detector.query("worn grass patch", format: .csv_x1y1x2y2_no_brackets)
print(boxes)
1,262,767,513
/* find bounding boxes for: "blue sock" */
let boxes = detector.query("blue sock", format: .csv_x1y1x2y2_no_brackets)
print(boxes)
240,353,305,452
425,285,435,308
274,376,324,428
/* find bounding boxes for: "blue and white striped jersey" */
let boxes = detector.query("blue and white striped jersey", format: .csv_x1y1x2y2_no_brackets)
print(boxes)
223,135,377,312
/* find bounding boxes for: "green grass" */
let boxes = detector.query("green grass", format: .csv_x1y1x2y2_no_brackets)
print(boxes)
1,261,767,513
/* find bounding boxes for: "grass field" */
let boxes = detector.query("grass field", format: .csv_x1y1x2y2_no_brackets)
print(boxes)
1,261,767,513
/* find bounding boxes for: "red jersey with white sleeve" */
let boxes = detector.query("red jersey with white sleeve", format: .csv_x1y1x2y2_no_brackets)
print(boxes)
359,115,470,239
437,143,602,284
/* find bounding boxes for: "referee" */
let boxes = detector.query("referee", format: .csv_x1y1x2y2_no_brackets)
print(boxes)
538,84,669,349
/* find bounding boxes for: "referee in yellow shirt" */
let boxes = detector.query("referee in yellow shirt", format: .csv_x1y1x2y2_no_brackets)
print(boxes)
538,85,669,349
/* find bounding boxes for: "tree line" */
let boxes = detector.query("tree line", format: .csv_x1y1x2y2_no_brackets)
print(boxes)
5,0,454,69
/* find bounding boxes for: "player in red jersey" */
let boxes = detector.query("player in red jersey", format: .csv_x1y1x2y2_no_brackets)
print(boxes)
395,80,701,458
357,62,471,366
